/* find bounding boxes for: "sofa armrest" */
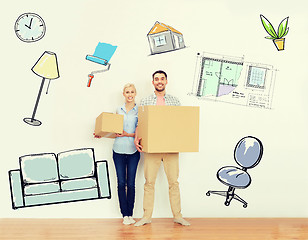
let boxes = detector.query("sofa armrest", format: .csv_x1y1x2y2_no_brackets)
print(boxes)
95,160,111,199
8,170,24,209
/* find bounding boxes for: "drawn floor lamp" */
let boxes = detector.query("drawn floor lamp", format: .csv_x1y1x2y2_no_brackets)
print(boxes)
23,51,59,126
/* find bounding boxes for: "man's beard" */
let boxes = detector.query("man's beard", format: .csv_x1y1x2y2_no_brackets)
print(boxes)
155,86,165,92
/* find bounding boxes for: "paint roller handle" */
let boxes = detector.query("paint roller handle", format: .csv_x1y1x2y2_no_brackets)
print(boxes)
87,74,94,87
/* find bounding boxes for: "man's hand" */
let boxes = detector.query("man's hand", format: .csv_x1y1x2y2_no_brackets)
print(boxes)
134,137,143,152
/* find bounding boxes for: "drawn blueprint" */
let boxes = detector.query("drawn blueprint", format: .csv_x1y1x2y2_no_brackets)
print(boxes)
190,52,277,109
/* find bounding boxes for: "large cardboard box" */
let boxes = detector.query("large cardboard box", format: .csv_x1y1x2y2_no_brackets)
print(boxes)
138,106,199,153
95,112,124,138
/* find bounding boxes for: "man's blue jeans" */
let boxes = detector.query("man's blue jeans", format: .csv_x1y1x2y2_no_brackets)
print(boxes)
113,150,140,217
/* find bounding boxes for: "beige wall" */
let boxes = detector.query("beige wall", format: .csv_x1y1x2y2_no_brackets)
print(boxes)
1,0,308,218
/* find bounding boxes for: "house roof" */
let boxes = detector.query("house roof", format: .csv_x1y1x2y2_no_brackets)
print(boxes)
148,21,183,35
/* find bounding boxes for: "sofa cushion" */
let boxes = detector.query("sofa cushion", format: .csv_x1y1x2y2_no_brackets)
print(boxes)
24,182,60,195
61,178,97,191
24,188,100,207
20,153,58,184
58,148,95,180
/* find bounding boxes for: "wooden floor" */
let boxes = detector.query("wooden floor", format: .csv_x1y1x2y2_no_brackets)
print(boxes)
0,218,307,240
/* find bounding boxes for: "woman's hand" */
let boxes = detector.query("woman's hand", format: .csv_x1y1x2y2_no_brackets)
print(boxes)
93,132,102,138
115,131,129,137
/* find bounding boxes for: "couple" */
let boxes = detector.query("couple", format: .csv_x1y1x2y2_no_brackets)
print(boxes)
107,70,190,226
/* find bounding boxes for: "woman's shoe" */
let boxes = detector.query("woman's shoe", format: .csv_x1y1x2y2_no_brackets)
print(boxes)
123,216,131,225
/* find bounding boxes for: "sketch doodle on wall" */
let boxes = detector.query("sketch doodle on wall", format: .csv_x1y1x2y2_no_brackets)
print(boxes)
206,136,263,208
147,21,185,55
260,14,289,51
86,42,117,87
189,52,277,109
23,51,60,126
8,148,111,209
14,12,46,43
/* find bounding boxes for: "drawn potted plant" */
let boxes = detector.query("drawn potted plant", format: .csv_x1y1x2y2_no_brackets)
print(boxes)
260,14,289,51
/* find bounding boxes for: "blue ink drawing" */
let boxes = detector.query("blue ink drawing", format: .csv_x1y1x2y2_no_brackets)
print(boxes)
206,136,263,208
86,42,117,87
8,148,111,209
86,42,117,64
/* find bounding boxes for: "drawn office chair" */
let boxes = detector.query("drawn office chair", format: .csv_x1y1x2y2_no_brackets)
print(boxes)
206,136,263,208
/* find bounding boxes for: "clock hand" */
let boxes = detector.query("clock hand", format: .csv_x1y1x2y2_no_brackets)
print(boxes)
29,18,33,28
25,18,33,29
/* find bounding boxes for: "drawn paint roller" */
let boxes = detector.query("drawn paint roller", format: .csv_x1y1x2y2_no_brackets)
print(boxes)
85,42,117,87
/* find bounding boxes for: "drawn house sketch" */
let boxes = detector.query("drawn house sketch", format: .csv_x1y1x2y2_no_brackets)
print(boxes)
147,21,185,55
190,52,277,109
206,136,263,208
8,148,111,209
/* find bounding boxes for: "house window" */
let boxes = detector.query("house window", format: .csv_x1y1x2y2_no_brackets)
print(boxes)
246,66,267,89
154,35,166,47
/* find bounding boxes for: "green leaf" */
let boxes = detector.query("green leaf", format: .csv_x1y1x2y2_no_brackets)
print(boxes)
277,17,289,38
260,14,278,39
265,36,276,40
281,27,289,38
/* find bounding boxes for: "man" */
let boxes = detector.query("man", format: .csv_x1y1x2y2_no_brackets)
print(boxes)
134,70,190,227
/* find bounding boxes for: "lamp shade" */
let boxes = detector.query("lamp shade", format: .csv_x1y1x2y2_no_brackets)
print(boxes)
32,51,60,79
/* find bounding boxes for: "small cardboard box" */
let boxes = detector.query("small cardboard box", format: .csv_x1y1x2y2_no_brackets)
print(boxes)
95,112,124,138
138,106,199,153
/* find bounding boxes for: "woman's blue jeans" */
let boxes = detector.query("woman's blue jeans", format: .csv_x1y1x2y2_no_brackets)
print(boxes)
113,150,140,217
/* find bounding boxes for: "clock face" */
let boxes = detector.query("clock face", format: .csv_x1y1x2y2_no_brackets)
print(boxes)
14,13,46,42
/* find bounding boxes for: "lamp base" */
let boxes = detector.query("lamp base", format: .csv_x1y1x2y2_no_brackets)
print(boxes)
23,118,42,126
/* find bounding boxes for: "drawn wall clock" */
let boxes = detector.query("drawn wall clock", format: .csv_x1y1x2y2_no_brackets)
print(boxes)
14,13,46,43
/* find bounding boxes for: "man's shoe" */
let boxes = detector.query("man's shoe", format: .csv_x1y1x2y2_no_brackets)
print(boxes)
174,218,190,226
128,216,136,224
134,218,152,227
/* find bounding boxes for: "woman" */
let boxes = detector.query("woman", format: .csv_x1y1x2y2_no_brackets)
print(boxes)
96,83,140,225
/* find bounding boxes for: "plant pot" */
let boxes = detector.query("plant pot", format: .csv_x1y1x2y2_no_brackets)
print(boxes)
273,38,285,51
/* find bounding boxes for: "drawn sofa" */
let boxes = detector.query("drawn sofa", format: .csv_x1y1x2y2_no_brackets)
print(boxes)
8,148,111,209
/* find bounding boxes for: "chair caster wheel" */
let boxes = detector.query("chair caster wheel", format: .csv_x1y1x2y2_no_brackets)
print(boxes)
243,204,247,208
206,192,210,196
224,201,230,206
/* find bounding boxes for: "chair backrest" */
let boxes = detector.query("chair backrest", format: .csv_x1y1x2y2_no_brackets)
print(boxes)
234,136,263,169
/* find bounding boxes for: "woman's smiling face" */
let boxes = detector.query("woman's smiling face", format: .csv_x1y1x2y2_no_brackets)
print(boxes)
123,86,136,103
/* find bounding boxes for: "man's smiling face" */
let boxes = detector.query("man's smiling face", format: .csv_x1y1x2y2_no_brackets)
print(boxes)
152,73,168,92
